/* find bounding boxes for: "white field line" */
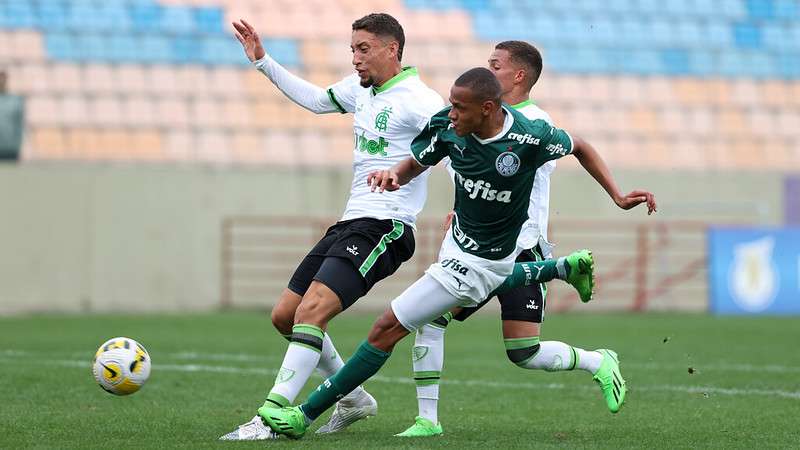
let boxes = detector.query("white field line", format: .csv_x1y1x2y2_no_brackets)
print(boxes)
1,353,799,401
5,349,799,375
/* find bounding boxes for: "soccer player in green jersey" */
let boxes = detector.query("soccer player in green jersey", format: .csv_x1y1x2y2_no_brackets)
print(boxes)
257,67,629,440
397,41,657,437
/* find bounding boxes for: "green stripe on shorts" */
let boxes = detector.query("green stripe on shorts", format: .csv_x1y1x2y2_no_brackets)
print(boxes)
358,220,404,277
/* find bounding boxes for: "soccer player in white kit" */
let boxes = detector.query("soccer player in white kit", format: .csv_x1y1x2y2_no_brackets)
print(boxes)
220,14,444,440
398,41,658,437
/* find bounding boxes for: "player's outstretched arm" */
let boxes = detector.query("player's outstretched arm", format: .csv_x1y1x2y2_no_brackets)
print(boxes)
367,157,428,193
231,19,340,114
571,136,657,215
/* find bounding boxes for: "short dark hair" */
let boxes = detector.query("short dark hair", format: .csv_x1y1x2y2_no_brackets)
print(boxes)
454,67,502,103
352,13,405,62
495,40,543,88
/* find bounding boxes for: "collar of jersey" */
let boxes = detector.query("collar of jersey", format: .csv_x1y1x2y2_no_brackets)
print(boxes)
510,99,535,109
471,106,515,145
372,67,418,95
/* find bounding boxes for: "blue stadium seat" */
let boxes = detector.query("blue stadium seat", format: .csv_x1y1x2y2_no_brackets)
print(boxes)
458,0,491,12
66,2,97,31
193,7,224,35
650,19,674,47
660,49,691,75
160,6,195,35
139,35,171,63
776,52,800,78
264,39,300,68
94,3,131,32
620,50,662,75
675,20,703,48
762,23,790,51
107,34,138,63
1,1,36,29
45,32,78,60
718,51,747,76
746,0,775,20
690,0,716,17
688,50,714,76
774,0,798,19
705,21,733,48
130,3,163,32
661,0,691,17
171,36,202,64
201,36,247,65
733,22,762,49
35,1,69,31
618,17,648,48
76,33,109,61
716,0,748,20
529,14,559,46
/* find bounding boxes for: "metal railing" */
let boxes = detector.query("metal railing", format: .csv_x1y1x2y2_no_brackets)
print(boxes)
221,216,709,312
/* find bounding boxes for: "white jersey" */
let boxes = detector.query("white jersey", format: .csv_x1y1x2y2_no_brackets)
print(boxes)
327,68,444,227
443,99,555,255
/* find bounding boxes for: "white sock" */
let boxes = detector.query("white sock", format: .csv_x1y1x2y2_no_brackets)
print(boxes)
575,347,604,374
268,324,323,406
316,332,366,402
412,322,447,424
513,340,603,374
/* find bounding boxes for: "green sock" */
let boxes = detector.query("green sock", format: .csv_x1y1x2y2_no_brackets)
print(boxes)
491,259,569,296
300,340,390,421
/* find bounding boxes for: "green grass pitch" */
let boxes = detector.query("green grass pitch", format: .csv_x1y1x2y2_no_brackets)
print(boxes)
1,312,798,449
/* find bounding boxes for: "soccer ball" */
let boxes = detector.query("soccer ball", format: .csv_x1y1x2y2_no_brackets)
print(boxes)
92,337,151,395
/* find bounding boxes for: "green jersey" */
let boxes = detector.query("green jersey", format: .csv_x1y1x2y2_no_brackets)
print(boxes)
411,106,574,260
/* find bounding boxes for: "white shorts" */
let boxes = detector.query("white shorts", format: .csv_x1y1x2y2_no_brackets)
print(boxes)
390,231,523,332
428,230,522,304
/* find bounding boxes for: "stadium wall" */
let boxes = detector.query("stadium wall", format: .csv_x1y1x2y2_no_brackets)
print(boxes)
0,165,784,315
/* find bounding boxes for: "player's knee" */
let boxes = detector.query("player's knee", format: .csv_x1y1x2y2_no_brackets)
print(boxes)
270,307,294,336
367,309,409,352
504,338,540,367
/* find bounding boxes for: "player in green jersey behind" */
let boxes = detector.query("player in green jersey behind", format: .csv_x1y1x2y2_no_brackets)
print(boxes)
257,67,619,439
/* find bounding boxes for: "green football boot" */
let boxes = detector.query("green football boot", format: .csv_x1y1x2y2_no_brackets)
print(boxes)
258,405,308,439
394,416,443,437
592,349,626,413
565,249,595,303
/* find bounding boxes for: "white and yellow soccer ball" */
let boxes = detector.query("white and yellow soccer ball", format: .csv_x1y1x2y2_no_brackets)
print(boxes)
92,337,151,395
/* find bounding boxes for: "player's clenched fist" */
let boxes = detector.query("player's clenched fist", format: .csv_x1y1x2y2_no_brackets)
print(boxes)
367,169,401,192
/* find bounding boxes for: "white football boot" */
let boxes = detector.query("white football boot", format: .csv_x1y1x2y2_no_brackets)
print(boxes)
315,388,378,434
219,415,280,441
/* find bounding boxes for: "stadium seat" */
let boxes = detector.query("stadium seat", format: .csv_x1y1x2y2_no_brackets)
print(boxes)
122,97,158,128
164,130,193,161
155,97,191,128
30,127,66,159
27,96,59,125
59,96,90,127
196,130,231,163
191,98,222,128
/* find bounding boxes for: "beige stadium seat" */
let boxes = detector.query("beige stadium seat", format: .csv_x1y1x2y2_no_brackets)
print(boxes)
790,82,800,106
221,99,254,129
329,130,354,165
658,106,689,136
612,76,644,106
165,130,194,161
570,104,599,135
759,80,790,108
295,129,328,165
718,107,747,136
51,64,82,94
209,67,244,98
582,76,612,105
262,130,296,165
673,78,704,106
59,96,90,127
746,108,774,137
18,63,49,95
642,77,672,106
131,130,164,160
116,65,147,96
155,97,190,128
0,31,11,61
146,66,179,96
64,128,100,159
27,96,59,125
83,64,115,94
686,106,715,137
122,97,157,128
629,106,659,134
98,129,132,160
196,130,231,163
89,96,123,127
439,10,472,41
708,79,732,107
13,30,45,62
775,110,800,139
252,99,277,128
231,131,266,163
190,98,223,128
175,66,211,97
30,127,66,159
731,79,759,108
